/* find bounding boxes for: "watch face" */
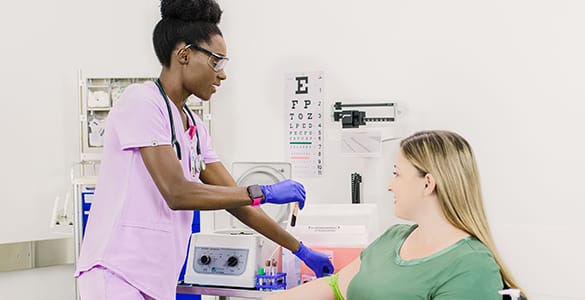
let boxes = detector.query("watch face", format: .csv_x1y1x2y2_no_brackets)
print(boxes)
248,185,263,198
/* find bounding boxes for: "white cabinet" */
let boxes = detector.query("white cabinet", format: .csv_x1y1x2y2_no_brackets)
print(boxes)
78,72,211,163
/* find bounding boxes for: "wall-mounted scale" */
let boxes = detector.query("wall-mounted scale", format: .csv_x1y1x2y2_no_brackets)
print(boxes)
332,101,397,128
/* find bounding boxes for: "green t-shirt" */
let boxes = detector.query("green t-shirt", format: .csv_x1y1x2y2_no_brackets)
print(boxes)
346,224,503,300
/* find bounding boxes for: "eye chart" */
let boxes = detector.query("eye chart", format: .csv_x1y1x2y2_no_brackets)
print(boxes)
285,71,324,177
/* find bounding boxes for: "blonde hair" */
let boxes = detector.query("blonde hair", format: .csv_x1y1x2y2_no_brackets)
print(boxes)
400,130,525,298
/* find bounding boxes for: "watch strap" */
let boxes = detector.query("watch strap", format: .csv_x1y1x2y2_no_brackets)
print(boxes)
251,197,263,207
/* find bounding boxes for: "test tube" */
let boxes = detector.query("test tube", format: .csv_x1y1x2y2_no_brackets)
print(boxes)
271,259,277,275
265,260,273,287
290,202,299,227
271,259,282,288
257,267,265,289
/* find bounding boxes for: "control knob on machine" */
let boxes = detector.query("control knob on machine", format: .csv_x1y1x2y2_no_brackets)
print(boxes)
199,255,211,265
227,256,239,267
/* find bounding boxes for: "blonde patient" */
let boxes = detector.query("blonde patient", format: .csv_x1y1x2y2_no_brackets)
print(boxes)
264,130,526,300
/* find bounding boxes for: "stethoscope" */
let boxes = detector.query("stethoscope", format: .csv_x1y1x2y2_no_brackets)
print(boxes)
154,79,206,174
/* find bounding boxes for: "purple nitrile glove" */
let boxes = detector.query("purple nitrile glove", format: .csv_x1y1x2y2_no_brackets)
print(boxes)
260,179,306,209
293,242,334,278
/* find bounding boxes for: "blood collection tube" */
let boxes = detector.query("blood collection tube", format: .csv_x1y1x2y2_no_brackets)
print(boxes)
265,260,273,286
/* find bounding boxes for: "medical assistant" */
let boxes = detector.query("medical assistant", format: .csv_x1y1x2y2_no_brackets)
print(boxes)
346,224,503,299
75,81,219,300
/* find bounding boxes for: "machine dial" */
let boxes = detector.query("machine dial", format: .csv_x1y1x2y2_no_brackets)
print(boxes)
227,256,239,267
199,255,211,265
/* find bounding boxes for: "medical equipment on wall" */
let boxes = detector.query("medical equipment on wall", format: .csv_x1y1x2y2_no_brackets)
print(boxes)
184,229,269,288
88,90,110,108
332,101,397,128
110,79,132,103
87,112,106,147
213,162,292,230
78,71,211,163
340,129,385,156
351,172,362,204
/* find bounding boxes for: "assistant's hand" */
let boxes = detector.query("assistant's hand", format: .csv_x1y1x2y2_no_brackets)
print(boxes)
293,242,334,278
260,179,306,209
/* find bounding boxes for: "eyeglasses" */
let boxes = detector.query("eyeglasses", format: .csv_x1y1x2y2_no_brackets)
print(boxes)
185,44,229,72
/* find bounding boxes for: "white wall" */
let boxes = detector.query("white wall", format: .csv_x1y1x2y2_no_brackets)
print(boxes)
1,0,584,299
0,0,160,244
0,0,160,299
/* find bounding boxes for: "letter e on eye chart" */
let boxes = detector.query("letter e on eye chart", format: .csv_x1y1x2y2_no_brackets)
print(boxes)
285,72,324,177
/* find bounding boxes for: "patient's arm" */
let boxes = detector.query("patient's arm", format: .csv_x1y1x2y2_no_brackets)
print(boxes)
336,257,360,296
263,257,361,300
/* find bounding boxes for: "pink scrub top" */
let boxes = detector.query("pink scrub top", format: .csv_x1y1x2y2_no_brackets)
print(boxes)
75,81,220,300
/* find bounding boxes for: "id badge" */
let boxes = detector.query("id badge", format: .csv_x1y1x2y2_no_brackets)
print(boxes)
196,155,206,172
190,148,197,178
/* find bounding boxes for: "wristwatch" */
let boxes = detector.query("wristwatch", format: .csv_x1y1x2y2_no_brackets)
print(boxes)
247,184,265,207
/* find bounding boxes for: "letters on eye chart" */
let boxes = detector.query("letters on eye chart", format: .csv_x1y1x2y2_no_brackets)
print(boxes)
285,72,324,177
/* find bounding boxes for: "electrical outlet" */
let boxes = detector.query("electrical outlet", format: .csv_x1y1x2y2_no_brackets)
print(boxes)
50,193,74,236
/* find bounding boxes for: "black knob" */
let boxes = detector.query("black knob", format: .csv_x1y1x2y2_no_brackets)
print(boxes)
200,255,211,265
227,256,238,267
